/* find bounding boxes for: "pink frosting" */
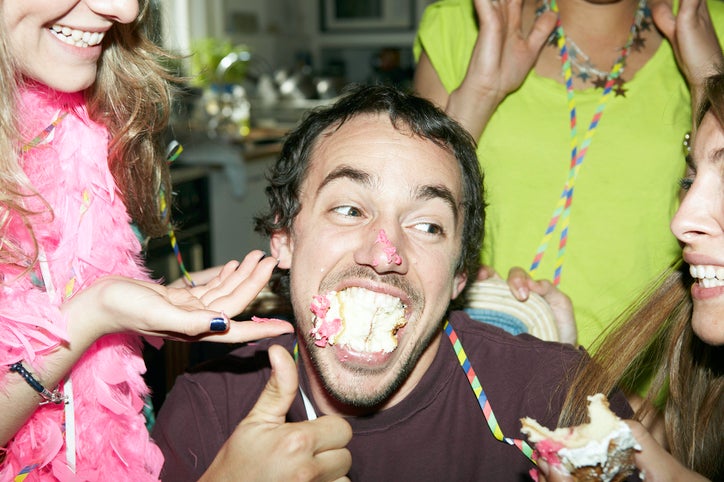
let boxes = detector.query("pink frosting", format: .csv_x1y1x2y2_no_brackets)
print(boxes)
534,439,565,466
309,294,341,347
375,229,402,265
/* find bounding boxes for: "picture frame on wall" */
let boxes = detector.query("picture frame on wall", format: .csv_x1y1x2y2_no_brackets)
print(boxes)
320,0,415,32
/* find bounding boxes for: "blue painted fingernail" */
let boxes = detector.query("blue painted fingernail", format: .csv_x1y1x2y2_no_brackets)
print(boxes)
210,317,228,332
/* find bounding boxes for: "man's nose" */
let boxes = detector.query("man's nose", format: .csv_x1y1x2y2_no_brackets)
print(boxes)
354,227,408,275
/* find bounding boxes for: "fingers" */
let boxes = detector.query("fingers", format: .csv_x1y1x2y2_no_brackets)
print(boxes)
245,345,300,424
313,448,353,482
185,318,294,344
476,265,499,281
248,347,352,477
474,0,497,19
248,346,353,452
527,8,558,51
650,0,675,42
197,251,269,300
307,415,353,453
624,420,682,481
506,266,531,300
501,267,577,344
206,346,352,482
189,263,237,288
201,252,280,315
535,457,575,482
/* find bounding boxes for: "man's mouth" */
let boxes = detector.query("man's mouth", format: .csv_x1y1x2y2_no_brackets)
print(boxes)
310,287,407,354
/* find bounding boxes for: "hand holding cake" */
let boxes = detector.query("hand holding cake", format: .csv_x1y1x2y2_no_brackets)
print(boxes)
521,394,641,482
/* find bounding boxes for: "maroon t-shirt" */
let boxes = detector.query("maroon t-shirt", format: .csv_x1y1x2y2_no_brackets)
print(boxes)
152,310,632,481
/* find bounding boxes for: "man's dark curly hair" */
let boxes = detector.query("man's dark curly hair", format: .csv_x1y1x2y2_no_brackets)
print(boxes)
254,83,485,286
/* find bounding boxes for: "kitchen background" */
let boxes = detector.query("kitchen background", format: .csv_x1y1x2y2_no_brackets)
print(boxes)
144,0,435,410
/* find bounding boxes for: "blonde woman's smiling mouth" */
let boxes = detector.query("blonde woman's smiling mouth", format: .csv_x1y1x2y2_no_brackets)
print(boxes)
50,24,105,48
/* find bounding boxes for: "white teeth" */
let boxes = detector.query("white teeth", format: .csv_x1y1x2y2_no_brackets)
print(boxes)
689,264,724,287
49,24,105,48
701,278,724,288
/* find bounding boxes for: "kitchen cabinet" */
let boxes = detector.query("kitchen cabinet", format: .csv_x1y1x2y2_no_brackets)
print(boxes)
206,147,279,265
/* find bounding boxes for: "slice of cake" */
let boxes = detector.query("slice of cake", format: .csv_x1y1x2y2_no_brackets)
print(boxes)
310,287,406,353
520,394,641,482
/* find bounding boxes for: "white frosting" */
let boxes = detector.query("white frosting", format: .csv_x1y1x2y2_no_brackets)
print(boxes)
312,287,406,353
559,421,640,469
521,393,642,481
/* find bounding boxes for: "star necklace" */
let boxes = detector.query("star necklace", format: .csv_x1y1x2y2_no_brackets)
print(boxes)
529,0,646,283
536,0,652,96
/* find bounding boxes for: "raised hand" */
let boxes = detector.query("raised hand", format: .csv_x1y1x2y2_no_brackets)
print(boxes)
650,0,723,103
200,345,353,482
445,0,558,138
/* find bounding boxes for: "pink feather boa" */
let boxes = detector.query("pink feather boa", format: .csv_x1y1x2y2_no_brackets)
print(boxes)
0,86,163,481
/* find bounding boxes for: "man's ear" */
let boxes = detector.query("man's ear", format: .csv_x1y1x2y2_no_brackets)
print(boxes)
451,272,468,300
270,229,293,269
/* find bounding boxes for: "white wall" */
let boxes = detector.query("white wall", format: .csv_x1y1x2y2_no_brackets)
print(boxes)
158,0,435,75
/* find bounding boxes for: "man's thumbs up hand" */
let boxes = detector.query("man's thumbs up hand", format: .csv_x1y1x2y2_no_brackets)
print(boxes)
200,345,352,482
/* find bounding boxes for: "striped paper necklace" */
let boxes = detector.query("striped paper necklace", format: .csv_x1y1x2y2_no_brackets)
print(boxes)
293,319,537,464
444,320,536,462
159,140,196,287
21,111,68,152
529,0,641,286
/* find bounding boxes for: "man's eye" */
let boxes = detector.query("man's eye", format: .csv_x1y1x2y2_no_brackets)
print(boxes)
414,222,444,235
333,206,361,217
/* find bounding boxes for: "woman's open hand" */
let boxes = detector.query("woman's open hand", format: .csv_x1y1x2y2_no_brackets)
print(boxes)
64,250,294,344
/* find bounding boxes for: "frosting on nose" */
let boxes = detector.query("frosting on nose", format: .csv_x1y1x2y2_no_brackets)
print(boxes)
375,229,402,266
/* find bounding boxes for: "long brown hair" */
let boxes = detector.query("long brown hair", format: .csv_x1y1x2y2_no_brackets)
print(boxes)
558,72,724,479
0,0,176,273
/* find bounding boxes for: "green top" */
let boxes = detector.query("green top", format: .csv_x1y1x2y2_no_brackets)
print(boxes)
415,0,724,349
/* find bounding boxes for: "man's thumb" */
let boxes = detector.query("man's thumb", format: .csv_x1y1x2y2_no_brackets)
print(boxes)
246,344,299,423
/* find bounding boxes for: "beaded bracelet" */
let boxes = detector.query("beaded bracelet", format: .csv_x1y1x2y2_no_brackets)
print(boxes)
9,362,67,405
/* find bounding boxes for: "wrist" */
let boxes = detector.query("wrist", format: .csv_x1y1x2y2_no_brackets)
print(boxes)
446,87,503,140
61,279,114,344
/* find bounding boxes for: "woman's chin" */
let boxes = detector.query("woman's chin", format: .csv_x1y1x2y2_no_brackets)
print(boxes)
691,312,724,346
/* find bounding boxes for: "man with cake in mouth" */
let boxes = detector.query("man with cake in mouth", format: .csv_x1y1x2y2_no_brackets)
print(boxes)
152,84,633,481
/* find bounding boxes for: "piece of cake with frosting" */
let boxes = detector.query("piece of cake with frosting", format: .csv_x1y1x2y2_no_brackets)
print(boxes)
520,393,641,482
310,287,406,353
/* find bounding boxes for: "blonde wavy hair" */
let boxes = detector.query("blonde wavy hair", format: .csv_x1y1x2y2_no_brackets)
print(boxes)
0,0,176,272
558,71,724,480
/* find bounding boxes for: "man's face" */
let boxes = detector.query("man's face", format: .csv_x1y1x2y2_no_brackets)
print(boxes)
272,113,468,410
